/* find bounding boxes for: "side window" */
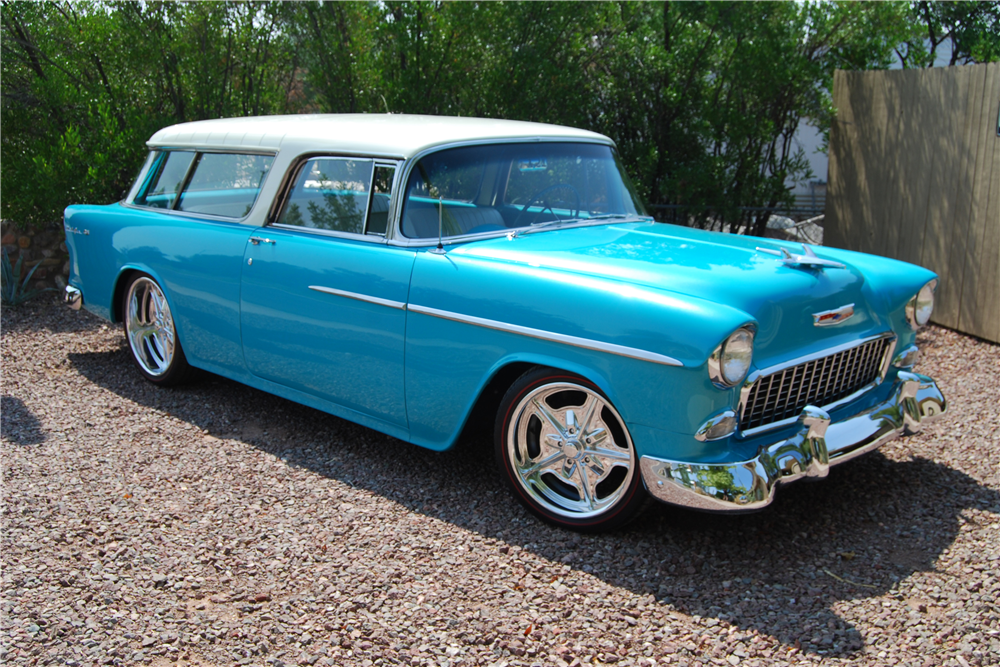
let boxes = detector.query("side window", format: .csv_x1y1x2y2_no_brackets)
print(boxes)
132,150,274,218
134,151,195,209
277,158,374,234
366,165,396,235
177,153,273,218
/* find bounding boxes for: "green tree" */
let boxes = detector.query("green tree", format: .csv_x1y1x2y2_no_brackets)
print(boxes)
592,1,915,236
1,1,303,227
897,1,1000,67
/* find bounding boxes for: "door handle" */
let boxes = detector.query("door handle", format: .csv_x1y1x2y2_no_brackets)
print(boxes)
249,236,276,245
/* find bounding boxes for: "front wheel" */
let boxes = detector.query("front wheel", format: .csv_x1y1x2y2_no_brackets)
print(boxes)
123,273,193,385
495,368,647,532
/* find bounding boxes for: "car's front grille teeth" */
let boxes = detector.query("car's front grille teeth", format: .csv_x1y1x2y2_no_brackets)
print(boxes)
742,337,893,431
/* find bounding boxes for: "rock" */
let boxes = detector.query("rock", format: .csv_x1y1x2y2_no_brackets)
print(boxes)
18,236,30,248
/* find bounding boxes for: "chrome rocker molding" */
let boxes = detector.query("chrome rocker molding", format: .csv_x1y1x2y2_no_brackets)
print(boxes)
65,285,83,310
640,371,946,512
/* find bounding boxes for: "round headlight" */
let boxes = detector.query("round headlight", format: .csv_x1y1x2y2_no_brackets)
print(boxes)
710,327,755,388
722,328,754,385
906,279,937,329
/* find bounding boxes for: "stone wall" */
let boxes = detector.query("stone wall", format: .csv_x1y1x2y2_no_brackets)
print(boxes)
1,219,70,291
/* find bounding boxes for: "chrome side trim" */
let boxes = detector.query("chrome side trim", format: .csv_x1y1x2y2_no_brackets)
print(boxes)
407,304,683,367
307,286,407,311
641,372,946,512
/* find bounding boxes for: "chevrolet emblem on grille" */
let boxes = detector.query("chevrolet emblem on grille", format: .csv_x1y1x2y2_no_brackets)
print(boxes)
813,303,855,326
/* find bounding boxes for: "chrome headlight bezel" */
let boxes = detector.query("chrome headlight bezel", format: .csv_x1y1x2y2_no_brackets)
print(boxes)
709,326,756,389
905,279,937,330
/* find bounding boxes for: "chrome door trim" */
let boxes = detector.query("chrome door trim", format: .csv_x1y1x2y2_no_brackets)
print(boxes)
308,285,407,311
407,304,683,367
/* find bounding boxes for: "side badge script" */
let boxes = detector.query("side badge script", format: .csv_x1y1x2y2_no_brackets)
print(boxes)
813,303,855,327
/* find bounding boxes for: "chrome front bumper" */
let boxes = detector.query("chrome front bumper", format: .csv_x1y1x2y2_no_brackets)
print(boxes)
640,371,946,512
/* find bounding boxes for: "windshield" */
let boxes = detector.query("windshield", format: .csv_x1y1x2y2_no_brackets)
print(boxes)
400,142,647,239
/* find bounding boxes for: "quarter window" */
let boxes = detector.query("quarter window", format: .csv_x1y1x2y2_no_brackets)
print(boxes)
178,153,273,218
132,150,274,219
134,151,195,209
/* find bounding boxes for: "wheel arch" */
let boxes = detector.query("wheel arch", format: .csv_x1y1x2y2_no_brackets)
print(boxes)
457,353,625,445
110,268,140,323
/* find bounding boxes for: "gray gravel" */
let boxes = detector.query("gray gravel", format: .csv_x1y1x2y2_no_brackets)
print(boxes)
3,296,999,667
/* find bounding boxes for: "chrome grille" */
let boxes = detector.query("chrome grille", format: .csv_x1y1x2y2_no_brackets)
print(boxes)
741,336,893,431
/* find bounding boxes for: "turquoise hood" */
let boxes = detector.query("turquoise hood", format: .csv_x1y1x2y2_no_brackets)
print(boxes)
455,222,895,364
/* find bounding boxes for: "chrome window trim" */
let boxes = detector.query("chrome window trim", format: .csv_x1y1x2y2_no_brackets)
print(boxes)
147,143,282,155
386,136,617,245
268,223,390,244
308,286,406,310
407,304,683,367
119,201,268,226
365,161,400,238
737,332,897,436
125,151,159,204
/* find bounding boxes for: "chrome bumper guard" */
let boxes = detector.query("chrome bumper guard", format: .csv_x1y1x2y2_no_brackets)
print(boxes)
640,371,946,512
64,285,82,310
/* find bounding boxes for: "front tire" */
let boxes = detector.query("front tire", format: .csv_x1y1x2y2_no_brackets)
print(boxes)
123,273,193,386
495,368,647,532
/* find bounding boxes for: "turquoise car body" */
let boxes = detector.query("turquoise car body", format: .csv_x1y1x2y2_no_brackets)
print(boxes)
63,114,946,514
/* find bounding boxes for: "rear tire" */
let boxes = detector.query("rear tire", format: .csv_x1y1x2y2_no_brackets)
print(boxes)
122,273,194,386
495,367,648,532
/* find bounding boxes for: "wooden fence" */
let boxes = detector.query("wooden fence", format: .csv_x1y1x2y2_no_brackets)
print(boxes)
826,63,1000,343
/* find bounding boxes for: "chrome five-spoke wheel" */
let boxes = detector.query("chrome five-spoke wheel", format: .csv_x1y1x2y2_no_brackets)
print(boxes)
123,274,192,385
496,368,647,531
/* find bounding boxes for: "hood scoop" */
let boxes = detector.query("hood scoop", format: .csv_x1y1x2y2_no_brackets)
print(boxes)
756,244,846,270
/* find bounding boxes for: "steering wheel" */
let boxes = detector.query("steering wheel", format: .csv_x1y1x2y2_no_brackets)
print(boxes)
512,183,581,227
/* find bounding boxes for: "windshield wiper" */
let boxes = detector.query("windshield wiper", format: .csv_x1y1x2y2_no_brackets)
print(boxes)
511,213,639,238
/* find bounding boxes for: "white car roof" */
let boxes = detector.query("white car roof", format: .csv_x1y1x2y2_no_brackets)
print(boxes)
147,114,613,158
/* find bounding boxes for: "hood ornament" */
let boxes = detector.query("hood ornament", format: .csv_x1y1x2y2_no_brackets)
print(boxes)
756,244,845,270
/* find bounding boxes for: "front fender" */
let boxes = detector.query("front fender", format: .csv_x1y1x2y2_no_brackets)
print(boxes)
403,249,753,454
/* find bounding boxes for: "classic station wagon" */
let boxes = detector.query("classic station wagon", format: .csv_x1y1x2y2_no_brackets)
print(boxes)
64,114,946,531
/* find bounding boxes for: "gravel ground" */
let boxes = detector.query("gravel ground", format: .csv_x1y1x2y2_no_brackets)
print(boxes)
3,296,999,667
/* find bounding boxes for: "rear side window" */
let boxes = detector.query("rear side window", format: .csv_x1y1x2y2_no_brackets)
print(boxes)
134,151,195,209
132,150,274,219
178,153,272,218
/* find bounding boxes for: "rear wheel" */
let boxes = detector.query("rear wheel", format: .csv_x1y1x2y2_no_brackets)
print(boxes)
123,273,193,385
495,368,647,532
